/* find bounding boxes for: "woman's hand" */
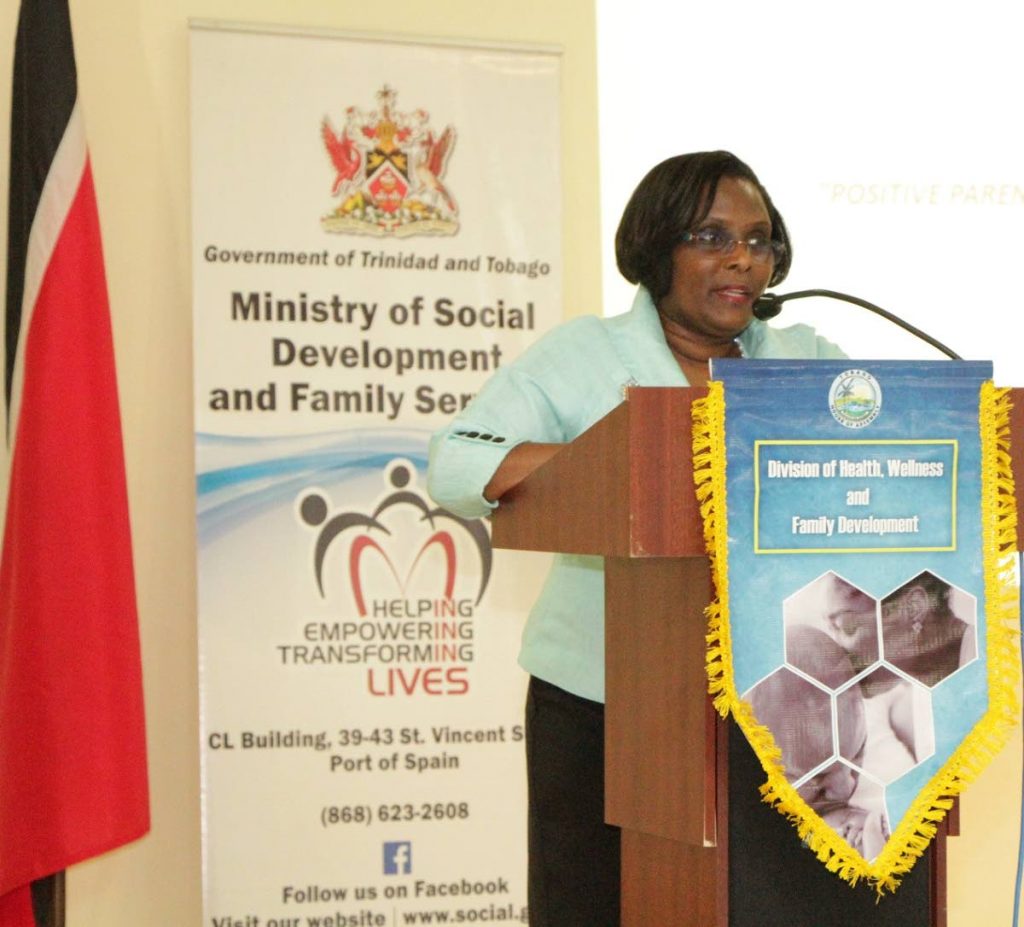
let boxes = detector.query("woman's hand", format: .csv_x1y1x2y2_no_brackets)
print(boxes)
483,442,562,501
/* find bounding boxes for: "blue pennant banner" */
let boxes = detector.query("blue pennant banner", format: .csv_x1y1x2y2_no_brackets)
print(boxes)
694,359,1019,890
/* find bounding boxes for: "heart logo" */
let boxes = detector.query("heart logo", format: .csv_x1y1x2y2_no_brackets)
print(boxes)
300,460,492,608
348,530,456,616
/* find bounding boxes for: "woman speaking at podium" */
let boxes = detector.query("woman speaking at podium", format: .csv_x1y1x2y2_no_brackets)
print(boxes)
429,151,853,926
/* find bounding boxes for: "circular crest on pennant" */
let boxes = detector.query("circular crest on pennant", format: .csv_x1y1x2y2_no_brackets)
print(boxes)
829,369,881,428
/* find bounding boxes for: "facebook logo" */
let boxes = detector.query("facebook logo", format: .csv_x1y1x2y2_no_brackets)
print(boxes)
383,841,412,875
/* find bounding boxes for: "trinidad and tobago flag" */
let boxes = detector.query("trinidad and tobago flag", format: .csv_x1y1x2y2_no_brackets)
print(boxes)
0,2,149,924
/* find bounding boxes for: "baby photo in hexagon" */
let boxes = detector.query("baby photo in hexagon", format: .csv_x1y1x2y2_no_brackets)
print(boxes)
826,775,890,861
783,572,880,675
841,666,935,783
747,660,845,792
881,572,977,687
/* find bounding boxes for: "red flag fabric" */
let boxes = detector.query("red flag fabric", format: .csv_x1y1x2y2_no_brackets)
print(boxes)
0,2,150,923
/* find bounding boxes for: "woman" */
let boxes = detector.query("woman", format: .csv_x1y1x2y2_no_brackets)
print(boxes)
427,151,846,926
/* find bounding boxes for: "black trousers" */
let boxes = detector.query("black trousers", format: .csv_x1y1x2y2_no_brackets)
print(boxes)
525,676,621,927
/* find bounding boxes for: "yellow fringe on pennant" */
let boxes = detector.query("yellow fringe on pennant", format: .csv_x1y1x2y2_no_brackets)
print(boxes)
690,380,1021,893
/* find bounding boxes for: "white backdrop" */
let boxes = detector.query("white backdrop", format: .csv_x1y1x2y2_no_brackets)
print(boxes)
597,1,1024,385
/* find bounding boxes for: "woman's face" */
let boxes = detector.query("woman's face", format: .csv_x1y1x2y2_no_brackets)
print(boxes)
658,175,775,342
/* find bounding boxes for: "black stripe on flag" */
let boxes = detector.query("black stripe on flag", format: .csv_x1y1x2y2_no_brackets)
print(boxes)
5,0,78,416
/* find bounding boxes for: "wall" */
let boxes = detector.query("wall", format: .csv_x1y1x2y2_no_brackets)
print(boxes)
0,2,600,924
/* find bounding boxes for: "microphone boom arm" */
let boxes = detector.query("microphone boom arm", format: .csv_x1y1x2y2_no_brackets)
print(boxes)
758,288,962,360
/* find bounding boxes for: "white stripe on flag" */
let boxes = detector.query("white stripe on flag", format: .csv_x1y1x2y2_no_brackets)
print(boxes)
8,99,86,453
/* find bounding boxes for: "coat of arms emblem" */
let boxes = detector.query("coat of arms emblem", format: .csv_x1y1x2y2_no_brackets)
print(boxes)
320,85,458,238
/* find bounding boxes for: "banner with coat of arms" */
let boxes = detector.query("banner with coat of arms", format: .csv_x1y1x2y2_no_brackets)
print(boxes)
692,359,1020,890
190,22,561,926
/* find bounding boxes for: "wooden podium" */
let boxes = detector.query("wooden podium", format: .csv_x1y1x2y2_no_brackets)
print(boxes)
489,385,1024,926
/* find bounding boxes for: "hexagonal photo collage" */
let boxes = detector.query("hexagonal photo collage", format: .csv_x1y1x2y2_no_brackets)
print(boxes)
745,571,977,861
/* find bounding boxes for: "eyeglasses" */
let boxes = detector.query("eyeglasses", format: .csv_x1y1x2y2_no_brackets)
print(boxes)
680,228,785,264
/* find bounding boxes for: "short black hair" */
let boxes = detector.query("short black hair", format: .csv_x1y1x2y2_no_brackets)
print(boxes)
615,150,792,302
